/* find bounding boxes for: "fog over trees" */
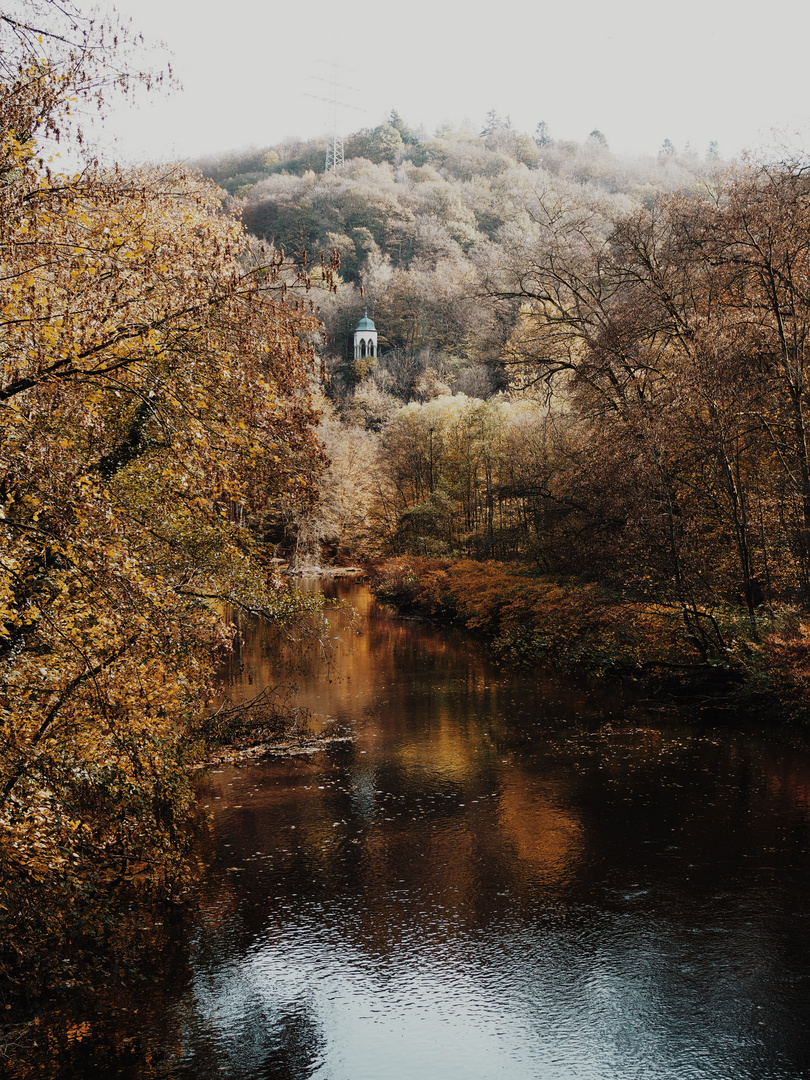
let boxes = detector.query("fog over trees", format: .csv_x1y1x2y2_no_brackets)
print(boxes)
194,117,810,663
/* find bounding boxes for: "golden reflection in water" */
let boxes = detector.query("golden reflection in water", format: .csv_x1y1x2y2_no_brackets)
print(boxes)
14,584,810,1080
395,712,476,781
211,582,589,917
497,779,583,880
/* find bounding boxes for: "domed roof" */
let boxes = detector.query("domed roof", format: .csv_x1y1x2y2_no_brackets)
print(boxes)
355,313,376,332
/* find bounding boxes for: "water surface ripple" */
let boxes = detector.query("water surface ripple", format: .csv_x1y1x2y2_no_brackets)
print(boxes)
29,581,810,1079
163,582,810,1080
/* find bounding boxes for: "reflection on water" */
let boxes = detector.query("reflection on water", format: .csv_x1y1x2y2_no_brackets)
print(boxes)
13,581,810,1078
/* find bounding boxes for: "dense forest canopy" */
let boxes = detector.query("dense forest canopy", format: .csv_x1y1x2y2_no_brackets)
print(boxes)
193,116,810,667
194,114,726,368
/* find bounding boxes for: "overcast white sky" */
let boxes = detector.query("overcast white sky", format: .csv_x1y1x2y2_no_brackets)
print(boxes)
92,0,810,164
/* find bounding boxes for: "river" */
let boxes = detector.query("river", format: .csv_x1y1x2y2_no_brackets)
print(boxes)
12,580,810,1078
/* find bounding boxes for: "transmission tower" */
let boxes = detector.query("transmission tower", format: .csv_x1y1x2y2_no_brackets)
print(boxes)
309,62,362,175
325,129,344,174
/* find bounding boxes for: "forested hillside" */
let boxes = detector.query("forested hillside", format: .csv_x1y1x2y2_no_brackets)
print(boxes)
195,115,723,374
197,120,810,677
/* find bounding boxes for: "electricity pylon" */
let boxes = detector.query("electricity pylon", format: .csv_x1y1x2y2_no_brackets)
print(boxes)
309,62,363,175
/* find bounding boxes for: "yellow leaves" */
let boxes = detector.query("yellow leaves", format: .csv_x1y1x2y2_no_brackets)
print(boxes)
65,1022,92,1044
0,124,326,970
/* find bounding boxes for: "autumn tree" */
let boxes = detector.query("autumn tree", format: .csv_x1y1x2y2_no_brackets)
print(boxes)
479,174,776,651
683,164,810,591
282,402,383,566
374,395,560,558
0,2,329,993
476,157,810,654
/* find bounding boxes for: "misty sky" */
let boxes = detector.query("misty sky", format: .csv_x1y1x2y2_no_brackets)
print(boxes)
95,0,809,164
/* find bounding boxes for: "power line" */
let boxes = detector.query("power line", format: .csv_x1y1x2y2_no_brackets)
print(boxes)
306,61,364,175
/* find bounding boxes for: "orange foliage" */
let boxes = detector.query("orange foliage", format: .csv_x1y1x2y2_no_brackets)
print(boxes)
371,557,699,676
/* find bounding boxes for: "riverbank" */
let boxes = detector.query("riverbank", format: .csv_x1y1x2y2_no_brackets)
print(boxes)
199,733,353,767
367,557,810,727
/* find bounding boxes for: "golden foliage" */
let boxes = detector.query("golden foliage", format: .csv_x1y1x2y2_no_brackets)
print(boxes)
372,556,711,674
0,42,326,991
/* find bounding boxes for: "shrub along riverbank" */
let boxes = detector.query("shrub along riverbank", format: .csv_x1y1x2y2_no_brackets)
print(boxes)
368,557,810,726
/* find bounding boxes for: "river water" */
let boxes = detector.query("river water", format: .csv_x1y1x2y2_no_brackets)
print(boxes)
16,580,810,1078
